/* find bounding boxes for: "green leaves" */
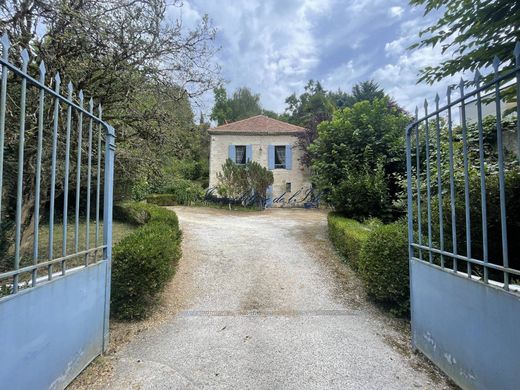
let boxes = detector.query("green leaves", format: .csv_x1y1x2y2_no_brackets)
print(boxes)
111,203,182,320
311,97,410,221
216,159,273,206
409,0,520,84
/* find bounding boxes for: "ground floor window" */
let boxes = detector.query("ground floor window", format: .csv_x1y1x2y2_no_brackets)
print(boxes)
235,145,246,165
275,145,286,168
285,182,292,192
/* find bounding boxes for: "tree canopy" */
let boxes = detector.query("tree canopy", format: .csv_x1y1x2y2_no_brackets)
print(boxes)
210,86,278,125
0,0,220,261
309,97,410,220
409,0,520,83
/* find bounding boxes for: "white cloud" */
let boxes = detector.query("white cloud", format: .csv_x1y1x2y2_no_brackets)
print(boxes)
372,14,466,114
389,6,404,18
175,0,466,119
183,0,335,112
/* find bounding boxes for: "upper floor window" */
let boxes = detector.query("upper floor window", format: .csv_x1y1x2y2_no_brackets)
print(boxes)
235,145,247,165
274,145,286,168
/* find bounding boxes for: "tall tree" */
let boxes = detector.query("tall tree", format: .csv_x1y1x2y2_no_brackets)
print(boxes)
310,98,410,220
210,86,263,125
409,0,520,83
0,0,220,264
284,80,335,166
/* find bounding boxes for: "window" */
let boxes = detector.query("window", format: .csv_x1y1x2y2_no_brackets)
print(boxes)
285,182,292,193
235,145,246,165
274,145,286,168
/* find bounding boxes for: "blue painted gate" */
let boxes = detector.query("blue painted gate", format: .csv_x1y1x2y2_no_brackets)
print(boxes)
0,35,115,389
405,43,520,389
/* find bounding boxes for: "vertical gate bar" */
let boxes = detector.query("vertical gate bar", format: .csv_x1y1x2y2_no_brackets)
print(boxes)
406,126,414,260
85,98,94,266
474,71,489,283
62,82,74,274
95,105,102,261
32,61,46,287
492,56,509,290
459,79,472,277
48,72,61,280
434,94,444,268
446,87,458,272
102,125,115,352
423,100,433,263
414,108,423,261
74,91,84,254
515,42,520,163
13,49,29,294
0,34,10,226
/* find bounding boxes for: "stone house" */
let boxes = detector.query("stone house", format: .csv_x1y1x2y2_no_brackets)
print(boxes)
208,115,312,207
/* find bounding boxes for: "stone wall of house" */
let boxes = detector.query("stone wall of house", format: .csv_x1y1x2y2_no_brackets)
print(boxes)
209,133,312,206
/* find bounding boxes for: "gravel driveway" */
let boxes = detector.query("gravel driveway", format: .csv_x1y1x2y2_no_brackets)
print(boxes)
76,207,452,389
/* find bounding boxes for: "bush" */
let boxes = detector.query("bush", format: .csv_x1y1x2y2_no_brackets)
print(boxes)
146,194,177,206
327,212,372,270
359,221,409,316
416,167,520,272
216,159,274,207
111,202,181,320
329,162,394,222
162,178,205,205
130,177,151,201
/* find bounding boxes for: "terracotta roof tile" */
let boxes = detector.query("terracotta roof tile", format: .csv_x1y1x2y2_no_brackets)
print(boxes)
209,115,306,134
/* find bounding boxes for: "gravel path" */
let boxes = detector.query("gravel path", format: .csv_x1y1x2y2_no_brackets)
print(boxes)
74,207,452,390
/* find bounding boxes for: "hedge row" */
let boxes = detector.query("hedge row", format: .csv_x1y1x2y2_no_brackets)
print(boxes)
145,193,177,206
327,213,372,271
328,212,409,316
111,202,182,320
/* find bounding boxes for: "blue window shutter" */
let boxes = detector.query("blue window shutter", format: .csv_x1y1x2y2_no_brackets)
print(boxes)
246,144,253,162
228,144,235,162
286,144,292,170
268,144,274,170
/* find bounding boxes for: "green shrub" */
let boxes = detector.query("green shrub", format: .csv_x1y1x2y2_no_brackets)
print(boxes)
163,178,205,205
130,177,151,201
146,194,177,206
359,221,409,316
327,212,372,270
329,161,394,222
416,167,520,272
111,202,181,320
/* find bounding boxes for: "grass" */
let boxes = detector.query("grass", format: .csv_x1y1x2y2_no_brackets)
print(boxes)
0,219,136,294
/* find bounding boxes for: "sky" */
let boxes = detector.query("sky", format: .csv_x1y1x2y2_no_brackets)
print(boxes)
168,0,463,116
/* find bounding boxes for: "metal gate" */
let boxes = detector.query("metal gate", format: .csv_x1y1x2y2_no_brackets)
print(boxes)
405,43,520,389
0,35,115,389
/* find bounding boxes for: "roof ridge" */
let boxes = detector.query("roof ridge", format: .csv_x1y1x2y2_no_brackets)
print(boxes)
212,114,306,132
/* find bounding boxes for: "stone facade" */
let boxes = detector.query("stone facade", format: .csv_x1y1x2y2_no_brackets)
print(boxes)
208,133,312,207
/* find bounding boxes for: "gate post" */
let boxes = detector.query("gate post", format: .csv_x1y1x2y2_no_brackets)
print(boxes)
102,125,116,352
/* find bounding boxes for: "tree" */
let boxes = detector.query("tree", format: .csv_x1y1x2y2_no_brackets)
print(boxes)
351,80,385,103
284,79,400,167
210,86,263,125
0,0,220,265
283,80,335,166
409,0,520,83
216,159,273,207
310,97,410,221
210,86,232,125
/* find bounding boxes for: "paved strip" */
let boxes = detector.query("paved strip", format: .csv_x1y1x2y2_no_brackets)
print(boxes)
176,309,358,317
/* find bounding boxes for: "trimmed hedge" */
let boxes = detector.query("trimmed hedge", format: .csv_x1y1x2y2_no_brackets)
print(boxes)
359,221,409,316
111,202,182,320
327,212,409,316
327,212,373,270
146,194,177,206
